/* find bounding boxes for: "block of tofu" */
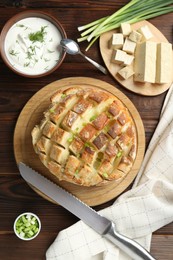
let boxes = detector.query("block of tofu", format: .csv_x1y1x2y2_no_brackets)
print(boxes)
122,38,136,54
120,23,132,36
138,25,153,41
118,65,134,80
129,30,142,43
134,41,157,83
109,33,124,49
156,42,173,83
123,53,134,66
111,49,126,64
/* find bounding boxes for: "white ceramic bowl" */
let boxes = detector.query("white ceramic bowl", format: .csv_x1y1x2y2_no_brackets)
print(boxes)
13,212,41,241
0,10,66,78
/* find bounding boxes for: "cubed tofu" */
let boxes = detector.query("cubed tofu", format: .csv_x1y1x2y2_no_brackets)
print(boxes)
120,23,132,36
156,42,173,83
111,49,127,64
118,65,134,80
134,41,157,83
138,25,153,41
129,30,142,43
109,33,124,49
122,38,136,54
123,53,134,66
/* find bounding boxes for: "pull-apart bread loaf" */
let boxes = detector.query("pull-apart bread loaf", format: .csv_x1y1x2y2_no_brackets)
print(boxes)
32,87,137,186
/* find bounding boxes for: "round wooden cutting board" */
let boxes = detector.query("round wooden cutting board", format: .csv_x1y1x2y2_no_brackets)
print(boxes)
100,20,172,96
14,77,145,206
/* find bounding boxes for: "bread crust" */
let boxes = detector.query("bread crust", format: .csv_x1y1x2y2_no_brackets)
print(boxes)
32,87,137,186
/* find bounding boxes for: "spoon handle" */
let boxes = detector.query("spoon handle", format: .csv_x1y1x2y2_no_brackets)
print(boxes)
79,52,107,74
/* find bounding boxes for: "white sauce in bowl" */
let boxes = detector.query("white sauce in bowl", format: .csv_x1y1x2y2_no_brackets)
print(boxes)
4,17,63,75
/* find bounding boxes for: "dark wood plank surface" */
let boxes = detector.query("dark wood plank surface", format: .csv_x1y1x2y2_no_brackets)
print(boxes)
0,1,173,259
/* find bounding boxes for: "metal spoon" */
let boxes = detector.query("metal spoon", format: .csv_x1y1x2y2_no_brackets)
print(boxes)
60,38,107,74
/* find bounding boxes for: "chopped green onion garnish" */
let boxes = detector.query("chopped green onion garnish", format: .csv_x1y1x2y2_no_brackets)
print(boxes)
103,172,108,178
61,94,67,98
89,115,97,122
15,214,40,239
74,169,79,176
117,151,122,158
84,142,91,147
49,108,55,113
67,136,74,143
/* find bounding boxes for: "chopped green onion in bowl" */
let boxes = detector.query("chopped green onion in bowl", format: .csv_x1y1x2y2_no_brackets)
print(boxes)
13,212,41,241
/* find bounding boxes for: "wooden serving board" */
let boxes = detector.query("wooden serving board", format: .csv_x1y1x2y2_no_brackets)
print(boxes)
100,20,172,96
14,77,145,206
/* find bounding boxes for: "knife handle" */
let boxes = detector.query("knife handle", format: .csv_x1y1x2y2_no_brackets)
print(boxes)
103,222,156,260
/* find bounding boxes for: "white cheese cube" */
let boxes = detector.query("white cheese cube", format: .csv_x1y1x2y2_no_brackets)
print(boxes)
138,25,153,41
123,37,136,54
109,33,124,49
120,23,132,36
156,42,173,83
111,49,127,64
123,54,134,66
129,30,142,43
118,65,134,80
134,41,157,83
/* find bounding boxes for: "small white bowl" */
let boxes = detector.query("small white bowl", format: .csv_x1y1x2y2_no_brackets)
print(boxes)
13,212,41,241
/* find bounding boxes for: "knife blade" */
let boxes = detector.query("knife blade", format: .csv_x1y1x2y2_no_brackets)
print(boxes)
18,162,155,260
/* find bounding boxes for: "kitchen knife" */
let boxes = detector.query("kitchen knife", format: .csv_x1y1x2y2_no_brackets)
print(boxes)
18,162,155,260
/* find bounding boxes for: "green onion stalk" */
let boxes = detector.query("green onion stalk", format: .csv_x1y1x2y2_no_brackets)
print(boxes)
77,0,173,51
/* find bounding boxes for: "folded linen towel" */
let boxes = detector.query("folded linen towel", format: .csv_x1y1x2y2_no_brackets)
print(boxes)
46,84,173,260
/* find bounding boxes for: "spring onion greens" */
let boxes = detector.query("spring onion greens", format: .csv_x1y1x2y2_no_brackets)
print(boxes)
15,213,40,239
77,0,173,51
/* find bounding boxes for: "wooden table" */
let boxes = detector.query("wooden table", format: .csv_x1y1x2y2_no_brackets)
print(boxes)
0,1,172,259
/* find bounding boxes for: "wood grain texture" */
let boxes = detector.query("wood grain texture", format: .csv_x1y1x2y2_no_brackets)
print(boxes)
0,1,173,259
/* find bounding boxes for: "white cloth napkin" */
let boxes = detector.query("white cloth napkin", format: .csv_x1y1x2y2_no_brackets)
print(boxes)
46,84,173,260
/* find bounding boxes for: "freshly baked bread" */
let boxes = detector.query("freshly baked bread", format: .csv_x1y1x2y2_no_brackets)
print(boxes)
32,87,137,186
